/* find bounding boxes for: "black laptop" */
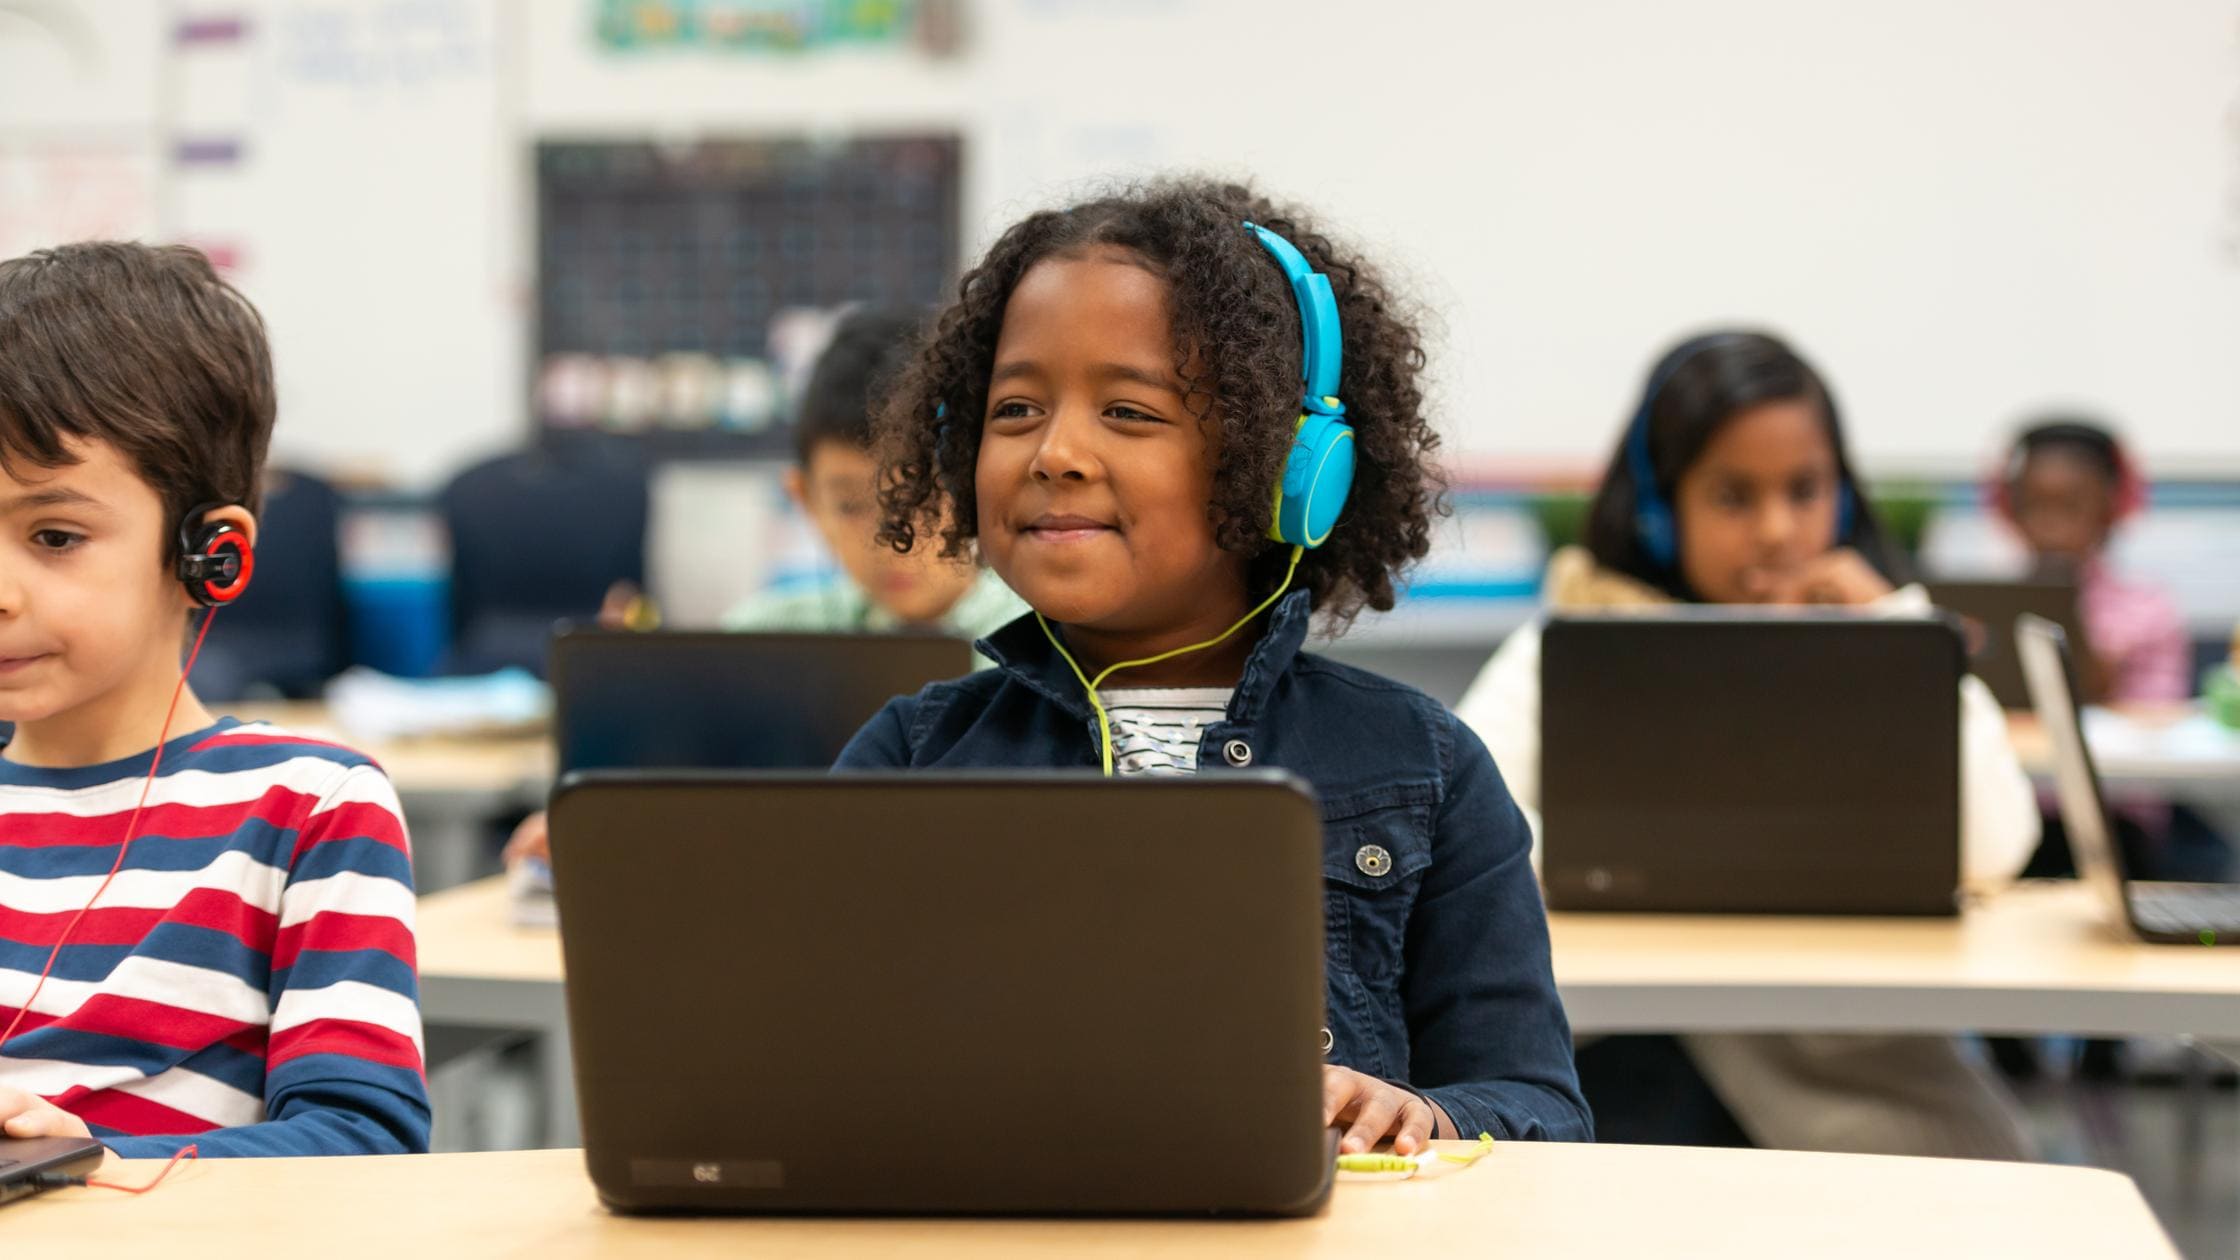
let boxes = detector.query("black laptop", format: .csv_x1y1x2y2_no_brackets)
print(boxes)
0,1137,103,1206
2016,615,2239,945
547,628,973,774
547,772,1333,1216
1540,612,1964,915
1926,578,2085,710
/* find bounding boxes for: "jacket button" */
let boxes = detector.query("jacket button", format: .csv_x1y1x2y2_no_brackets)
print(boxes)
1318,1027,1335,1055
1355,844,1393,878
1221,739,1253,767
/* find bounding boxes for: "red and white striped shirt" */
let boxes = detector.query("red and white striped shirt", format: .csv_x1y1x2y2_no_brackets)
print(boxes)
0,718,429,1157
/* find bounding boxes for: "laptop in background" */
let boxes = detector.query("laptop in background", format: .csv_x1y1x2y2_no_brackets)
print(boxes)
517,628,975,923
0,1137,103,1207
1540,612,1964,916
547,628,973,775
548,771,1334,1216
2015,615,2239,945
1925,578,2084,710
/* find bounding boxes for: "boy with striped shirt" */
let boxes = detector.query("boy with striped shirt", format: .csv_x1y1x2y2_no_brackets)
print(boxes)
0,243,429,1156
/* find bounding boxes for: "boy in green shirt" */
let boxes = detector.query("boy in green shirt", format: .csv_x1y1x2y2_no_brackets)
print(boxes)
507,307,1021,863
724,307,1021,635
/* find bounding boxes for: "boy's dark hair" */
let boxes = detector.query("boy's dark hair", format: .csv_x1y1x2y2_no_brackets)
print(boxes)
0,242,275,563
2009,416,2125,488
872,177,1442,627
794,305,925,466
1582,329,1907,601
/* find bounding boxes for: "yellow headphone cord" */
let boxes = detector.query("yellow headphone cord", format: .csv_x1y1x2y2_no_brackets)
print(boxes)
1037,545,1304,776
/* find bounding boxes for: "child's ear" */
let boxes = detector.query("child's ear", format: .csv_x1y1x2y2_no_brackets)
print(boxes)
200,503,258,549
782,466,810,511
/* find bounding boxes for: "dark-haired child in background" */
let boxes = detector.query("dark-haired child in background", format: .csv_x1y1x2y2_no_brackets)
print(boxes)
721,305,1024,637
838,178,1590,1150
507,305,1023,867
1996,418,2189,706
1458,330,2038,1159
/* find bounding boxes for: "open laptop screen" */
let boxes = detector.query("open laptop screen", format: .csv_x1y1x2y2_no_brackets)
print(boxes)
548,628,972,774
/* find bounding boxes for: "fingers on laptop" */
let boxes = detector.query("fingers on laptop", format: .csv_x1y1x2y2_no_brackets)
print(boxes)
1322,1066,1434,1156
0,1086,93,1139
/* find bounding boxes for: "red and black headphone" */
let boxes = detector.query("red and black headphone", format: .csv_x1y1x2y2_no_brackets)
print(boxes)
1985,419,2146,525
176,502,256,607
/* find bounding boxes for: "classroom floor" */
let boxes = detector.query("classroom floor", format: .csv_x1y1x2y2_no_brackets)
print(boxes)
2012,1048,2240,1260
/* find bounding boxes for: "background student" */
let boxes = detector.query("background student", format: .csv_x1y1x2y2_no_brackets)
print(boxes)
1456,329,2038,1158
1994,417,2189,706
721,304,1024,637
505,305,1024,867
837,178,1592,1150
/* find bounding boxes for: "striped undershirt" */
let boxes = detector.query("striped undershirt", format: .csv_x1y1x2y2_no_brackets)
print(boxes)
1102,687,1234,777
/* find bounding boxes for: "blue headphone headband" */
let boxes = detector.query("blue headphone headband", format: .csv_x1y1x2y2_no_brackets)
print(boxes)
1243,221,1354,548
1625,333,1855,570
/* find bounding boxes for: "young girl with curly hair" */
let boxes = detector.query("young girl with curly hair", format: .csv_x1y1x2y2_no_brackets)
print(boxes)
837,178,1591,1151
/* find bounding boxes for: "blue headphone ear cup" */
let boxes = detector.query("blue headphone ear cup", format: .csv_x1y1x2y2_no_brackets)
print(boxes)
1835,483,1856,544
1634,501,1677,569
1270,411,1355,548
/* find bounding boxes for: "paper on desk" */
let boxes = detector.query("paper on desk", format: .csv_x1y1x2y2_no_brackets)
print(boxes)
326,666,552,741
2082,707,2240,760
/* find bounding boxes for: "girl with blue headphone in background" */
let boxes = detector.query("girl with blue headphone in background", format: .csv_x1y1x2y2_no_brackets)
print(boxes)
837,179,1591,1152
1457,330,2040,1159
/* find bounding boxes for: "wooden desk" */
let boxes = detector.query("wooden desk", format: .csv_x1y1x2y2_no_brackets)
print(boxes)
1551,882,2240,1039
417,877,2240,1148
417,875,573,1146
228,700,553,803
5,1143,2176,1258
230,701,554,891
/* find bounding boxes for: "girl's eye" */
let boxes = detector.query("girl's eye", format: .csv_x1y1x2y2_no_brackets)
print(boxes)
1105,404,1162,424
32,529,83,553
1713,485,1751,510
989,400,1038,420
1790,477,1828,505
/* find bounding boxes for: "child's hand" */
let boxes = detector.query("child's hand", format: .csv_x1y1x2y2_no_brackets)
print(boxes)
0,1086,92,1140
1323,1065,1444,1155
503,811,551,866
1749,549,1894,607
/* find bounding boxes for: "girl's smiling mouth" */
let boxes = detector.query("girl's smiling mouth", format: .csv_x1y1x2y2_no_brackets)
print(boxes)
1022,513,1118,544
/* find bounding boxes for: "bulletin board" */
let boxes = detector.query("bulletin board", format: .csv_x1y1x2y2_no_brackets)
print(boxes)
533,134,961,459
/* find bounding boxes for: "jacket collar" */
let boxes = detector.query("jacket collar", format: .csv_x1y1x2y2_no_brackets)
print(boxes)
974,589,1316,725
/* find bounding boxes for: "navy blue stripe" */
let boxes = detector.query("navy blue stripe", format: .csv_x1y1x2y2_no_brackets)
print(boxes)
0,921,269,987
270,946,418,1004
5,1025,268,1098
286,835,412,888
0,821,299,879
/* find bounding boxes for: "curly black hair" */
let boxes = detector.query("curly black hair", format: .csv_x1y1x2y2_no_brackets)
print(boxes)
872,177,1444,628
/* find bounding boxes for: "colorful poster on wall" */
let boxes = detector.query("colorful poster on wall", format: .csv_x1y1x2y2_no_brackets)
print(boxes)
594,0,958,55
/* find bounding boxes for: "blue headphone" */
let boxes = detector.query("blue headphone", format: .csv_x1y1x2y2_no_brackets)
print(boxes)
1244,221,1354,549
1625,332,1854,569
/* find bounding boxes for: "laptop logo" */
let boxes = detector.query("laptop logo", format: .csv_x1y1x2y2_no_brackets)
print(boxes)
633,1158,786,1189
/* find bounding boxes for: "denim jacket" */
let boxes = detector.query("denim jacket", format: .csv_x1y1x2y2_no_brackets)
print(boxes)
835,590,1592,1142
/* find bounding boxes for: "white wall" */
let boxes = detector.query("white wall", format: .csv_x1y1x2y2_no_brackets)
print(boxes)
522,0,2240,479
16,1,2240,484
